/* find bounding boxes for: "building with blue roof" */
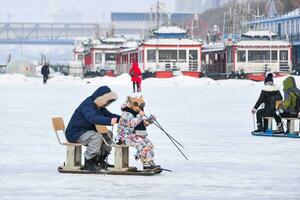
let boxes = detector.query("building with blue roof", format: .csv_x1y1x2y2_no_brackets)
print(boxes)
247,8,300,70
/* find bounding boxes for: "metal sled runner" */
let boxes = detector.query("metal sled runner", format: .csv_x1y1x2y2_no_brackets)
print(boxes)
251,131,300,138
51,117,162,176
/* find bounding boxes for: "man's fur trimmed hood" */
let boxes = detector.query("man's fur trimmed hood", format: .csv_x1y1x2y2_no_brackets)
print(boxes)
94,92,117,107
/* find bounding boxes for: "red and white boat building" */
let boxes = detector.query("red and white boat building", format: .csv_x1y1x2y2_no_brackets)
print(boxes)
116,26,203,78
73,37,127,74
202,31,292,80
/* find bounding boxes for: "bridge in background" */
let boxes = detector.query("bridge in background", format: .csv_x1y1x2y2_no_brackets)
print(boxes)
0,22,110,45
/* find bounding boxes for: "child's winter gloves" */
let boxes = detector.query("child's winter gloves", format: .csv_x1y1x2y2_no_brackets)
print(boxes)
148,114,156,123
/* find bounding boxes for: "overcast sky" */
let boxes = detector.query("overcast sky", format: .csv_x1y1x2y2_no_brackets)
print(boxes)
0,0,175,22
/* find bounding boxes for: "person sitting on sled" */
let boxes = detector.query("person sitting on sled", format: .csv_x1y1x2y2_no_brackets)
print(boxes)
65,86,120,172
251,73,283,133
115,95,161,171
275,76,300,132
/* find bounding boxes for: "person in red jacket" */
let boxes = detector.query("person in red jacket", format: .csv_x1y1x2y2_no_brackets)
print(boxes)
129,62,142,92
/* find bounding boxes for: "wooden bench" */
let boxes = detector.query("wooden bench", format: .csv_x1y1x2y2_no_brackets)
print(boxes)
52,117,82,171
262,117,300,135
52,117,135,172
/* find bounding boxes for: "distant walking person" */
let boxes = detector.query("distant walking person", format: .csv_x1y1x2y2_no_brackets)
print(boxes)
129,62,142,93
41,63,50,84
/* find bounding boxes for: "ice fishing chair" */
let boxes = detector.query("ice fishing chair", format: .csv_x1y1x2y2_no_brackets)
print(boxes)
52,117,82,171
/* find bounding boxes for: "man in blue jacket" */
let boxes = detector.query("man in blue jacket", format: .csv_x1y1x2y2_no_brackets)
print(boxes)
66,86,120,172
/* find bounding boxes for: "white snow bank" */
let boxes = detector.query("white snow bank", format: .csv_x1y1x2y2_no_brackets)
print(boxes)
143,76,218,87
0,74,40,85
84,73,132,86
1,73,300,88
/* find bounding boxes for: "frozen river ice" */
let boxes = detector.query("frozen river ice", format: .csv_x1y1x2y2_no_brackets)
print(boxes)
0,74,300,200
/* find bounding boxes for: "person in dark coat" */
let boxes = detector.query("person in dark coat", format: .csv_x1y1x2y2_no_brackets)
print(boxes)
66,86,120,171
41,64,50,84
129,62,142,93
251,73,283,132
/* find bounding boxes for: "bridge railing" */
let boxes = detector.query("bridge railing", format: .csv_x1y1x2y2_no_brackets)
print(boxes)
0,22,110,45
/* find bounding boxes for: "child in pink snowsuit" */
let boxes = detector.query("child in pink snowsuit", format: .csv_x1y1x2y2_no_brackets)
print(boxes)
115,96,160,170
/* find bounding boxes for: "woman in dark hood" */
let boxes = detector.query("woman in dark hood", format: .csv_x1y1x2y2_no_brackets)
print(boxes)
66,86,120,172
252,73,283,133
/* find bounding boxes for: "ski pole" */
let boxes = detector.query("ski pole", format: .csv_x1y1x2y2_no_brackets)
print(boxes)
144,115,184,148
144,115,188,160
104,125,114,176
252,113,256,130
152,120,184,148
161,168,173,172
152,118,185,148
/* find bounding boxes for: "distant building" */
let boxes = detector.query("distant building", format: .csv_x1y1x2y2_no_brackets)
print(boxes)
111,12,193,39
175,0,227,14
202,30,292,80
73,37,128,72
247,8,300,70
116,26,203,77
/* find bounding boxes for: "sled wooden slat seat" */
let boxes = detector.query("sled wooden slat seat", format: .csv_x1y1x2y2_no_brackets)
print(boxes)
262,117,300,135
61,142,82,146
96,124,132,172
262,117,273,130
283,118,300,134
110,143,131,171
52,117,82,170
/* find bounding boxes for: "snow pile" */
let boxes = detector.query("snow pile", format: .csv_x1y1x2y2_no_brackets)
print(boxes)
0,72,299,89
0,74,40,85
143,76,217,87
84,73,132,86
48,74,83,85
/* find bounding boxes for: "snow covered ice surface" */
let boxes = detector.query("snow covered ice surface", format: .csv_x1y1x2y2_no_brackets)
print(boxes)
1,74,300,200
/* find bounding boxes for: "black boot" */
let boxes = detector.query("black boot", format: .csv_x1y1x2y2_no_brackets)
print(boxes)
98,153,114,169
83,156,103,172
253,123,263,132
143,161,161,171
274,123,284,134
